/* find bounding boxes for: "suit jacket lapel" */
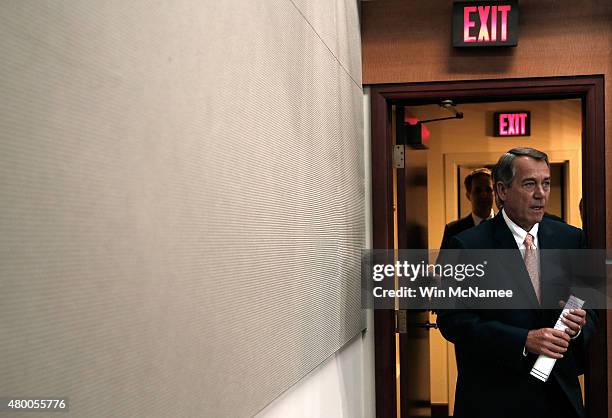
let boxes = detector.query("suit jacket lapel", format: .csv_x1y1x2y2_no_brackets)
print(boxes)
537,219,565,310
491,214,541,308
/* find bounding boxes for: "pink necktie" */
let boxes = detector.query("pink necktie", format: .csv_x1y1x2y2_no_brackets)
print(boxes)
523,233,540,304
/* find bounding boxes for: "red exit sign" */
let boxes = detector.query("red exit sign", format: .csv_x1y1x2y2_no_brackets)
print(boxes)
494,111,531,136
453,1,519,47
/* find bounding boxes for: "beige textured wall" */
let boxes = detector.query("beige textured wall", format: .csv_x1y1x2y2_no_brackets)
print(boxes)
0,1,364,417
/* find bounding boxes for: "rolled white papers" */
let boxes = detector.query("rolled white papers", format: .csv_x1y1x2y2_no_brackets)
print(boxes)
530,295,585,382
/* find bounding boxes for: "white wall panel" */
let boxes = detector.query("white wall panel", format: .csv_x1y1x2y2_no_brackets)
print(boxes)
0,0,364,417
256,332,366,418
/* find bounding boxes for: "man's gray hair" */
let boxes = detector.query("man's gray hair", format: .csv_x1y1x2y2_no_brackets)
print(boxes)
492,147,550,188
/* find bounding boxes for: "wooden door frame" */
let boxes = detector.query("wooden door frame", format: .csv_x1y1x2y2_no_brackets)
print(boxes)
369,75,606,418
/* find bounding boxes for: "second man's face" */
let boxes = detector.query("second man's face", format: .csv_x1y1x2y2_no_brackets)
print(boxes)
468,175,494,219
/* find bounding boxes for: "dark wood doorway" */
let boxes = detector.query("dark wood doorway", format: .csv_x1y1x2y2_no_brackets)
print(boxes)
370,76,606,418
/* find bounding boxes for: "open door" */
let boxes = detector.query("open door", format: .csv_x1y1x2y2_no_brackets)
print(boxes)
394,106,433,418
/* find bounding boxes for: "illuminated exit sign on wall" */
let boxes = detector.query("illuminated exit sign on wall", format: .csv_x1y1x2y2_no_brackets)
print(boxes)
494,111,531,136
453,1,519,47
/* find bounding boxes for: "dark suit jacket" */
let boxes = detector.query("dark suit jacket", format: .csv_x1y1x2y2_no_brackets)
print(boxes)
440,214,475,249
437,214,597,418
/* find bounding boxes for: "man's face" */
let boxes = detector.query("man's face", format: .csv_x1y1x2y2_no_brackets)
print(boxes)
467,175,494,219
497,156,550,231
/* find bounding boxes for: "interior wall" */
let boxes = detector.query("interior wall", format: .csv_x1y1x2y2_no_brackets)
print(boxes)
256,87,376,418
0,1,369,417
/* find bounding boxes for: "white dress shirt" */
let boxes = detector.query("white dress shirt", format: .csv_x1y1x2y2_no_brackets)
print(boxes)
501,208,539,255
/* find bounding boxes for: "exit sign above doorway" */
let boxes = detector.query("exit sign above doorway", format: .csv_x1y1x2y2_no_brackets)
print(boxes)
493,111,531,136
452,1,519,47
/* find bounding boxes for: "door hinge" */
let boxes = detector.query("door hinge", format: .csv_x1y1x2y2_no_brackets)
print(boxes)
395,310,407,334
393,145,405,169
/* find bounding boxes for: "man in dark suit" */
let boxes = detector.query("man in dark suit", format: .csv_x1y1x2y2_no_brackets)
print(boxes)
437,148,596,418
440,168,494,249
